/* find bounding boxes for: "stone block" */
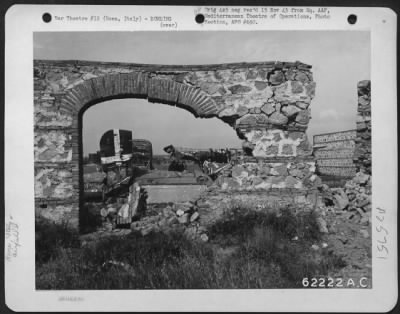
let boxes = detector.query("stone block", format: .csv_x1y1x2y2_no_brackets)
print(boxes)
284,67,296,80
35,168,74,199
281,144,294,155
269,71,285,85
288,131,304,141
291,81,304,94
254,81,268,90
261,103,275,115
268,112,288,125
264,145,279,156
200,82,223,95
295,109,311,125
294,71,310,83
282,104,301,117
178,213,190,224
285,176,299,188
228,84,253,94
271,164,288,176
305,82,316,98
246,69,258,80
232,165,247,178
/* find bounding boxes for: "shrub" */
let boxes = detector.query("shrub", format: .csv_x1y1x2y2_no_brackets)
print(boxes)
35,203,345,289
35,219,80,264
208,204,322,243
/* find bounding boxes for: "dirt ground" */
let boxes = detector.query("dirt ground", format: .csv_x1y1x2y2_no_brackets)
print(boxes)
325,211,372,288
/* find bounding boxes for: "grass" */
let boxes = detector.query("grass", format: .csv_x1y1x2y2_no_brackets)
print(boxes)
36,205,346,289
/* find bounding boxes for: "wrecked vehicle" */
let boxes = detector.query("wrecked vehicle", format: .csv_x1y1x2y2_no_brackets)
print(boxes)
83,163,106,200
131,139,153,170
99,129,135,198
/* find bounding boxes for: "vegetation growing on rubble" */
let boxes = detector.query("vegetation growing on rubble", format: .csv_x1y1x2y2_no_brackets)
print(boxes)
36,205,345,289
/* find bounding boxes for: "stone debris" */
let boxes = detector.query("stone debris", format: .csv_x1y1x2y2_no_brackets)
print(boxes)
320,171,371,225
200,234,209,242
316,216,329,233
360,229,369,239
342,172,371,224
178,213,190,224
332,189,349,210
190,212,200,222
353,80,371,175
176,209,185,217
98,183,148,229
126,201,207,241
102,260,135,274
100,208,108,217
311,244,320,250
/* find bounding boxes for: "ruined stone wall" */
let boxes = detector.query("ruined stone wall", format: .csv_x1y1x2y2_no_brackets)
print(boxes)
34,60,316,228
353,80,371,174
215,157,320,191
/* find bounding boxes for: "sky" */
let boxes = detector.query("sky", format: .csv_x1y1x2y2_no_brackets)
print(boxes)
34,31,370,154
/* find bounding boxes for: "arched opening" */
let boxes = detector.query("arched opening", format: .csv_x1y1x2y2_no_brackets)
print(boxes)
78,97,241,232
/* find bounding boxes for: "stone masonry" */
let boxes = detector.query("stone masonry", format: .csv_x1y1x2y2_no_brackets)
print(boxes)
353,80,371,174
34,60,317,228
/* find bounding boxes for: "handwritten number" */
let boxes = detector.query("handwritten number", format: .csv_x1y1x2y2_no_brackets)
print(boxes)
376,225,388,235
378,236,387,244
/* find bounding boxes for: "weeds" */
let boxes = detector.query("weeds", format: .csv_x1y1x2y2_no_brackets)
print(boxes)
35,219,80,264
36,204,345,289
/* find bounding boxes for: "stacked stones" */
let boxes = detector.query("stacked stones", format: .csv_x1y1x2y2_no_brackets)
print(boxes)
353,80,371,174
130,202,208,241
205,62,316,158
320,171,372,225
33,60,317,227
343,172,372,225
214,159,321,191
192,62,318,192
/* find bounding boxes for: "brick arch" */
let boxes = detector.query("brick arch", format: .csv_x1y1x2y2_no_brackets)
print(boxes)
61,73,220,118
59,73,222,230
34,60,316,230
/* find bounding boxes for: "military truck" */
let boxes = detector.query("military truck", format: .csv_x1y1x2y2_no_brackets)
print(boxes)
131,139,153,170
97,129,153,199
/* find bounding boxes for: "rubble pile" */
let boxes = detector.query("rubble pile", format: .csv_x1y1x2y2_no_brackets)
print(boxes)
321,171,371,226
96,196,209,242
130,201,209,241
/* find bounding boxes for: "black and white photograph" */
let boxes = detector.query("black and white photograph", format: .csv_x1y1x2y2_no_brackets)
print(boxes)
33,30,372,289
4,5,397,312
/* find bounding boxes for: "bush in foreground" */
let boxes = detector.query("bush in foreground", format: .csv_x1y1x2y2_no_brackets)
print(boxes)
35,219,80,264
36,205,345,289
